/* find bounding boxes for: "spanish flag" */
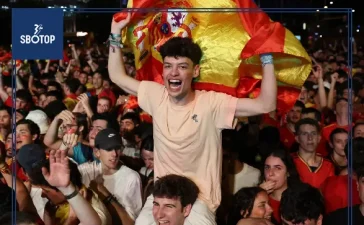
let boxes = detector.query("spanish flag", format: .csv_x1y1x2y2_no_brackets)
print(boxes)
118,0,311,113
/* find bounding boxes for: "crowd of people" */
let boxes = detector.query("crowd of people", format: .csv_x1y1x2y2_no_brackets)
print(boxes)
0,13,364,225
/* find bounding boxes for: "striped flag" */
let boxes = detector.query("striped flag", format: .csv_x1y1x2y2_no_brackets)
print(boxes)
118,0,311,113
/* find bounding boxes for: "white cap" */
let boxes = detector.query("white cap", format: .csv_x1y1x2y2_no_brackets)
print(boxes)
25,109,49,134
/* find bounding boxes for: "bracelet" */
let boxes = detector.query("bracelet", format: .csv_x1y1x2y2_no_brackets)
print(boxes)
110,33,121,39
260,54,273,67
64,189,79,200
103,195,116,205
106,33,124,52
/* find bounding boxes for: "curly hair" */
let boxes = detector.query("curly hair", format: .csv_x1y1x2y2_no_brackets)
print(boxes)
153,174,199,208
159,37,203,65
227,187,265,225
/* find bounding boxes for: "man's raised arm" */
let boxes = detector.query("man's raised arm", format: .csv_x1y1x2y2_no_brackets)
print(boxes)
108,13,140,96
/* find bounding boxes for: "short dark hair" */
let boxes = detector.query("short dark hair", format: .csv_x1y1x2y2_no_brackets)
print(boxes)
280,183,324,224
329,128,347,144
293,101,305,110
16,89,33,105
92,113,119,132
153,174,199,208
159,37,203,65
47,81,63,92
46,90,64,101
140,135,153,152
64,78,81,94
120,112,140,126
0,106,11,117
353,122,364,135
302,107,322,122
16,119,40,143
295,118,321,135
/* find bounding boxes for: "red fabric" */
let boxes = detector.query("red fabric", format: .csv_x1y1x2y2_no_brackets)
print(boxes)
90,88,117,107
0,52,11,62
262,114,278,127
98,89,116,107
321,175,361,214
250,84,300,118
322,123,351,142
8,161,28,181
234,0,286,59
292,153,335,189
63,50,70,64
65,93,78,100
279,126,295,150
4,96,12,108
269,196,281,224
316,138,329,157
126,0,290,101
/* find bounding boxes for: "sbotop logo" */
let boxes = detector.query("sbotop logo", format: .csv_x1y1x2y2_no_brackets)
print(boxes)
20,24,56,44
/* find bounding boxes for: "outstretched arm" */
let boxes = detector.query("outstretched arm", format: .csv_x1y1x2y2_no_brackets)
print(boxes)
235,55,277,117
108,13,140,96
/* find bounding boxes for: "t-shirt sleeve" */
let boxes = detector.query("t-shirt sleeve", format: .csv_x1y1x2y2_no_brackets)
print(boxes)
78,162,102,187
115,173,143,220
210,92,238,129
4,96,12,107
137,81,166,116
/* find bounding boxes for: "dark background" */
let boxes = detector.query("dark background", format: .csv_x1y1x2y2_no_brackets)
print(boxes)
0,0,362,48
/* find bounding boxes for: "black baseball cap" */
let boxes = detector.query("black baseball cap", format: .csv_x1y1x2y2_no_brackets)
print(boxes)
95,128,122,151
16,144,46,174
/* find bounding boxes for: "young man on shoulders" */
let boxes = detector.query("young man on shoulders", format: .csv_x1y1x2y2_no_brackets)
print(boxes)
152,174,199,225
108,14,277,225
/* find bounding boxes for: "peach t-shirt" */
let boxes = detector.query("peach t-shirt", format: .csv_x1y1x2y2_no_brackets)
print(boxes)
138,81,238,212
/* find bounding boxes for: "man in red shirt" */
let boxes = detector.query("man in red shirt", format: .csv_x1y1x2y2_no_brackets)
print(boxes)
301,107,328,156
279,101,305,150
322,98,350,142
293,118,335,189
89,72,116,107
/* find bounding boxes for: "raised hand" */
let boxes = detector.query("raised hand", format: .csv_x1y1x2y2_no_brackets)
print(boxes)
259,180,276,194
77,93,89,106
62,133,79,149
42,149,70,188
56,110,74,123
312,65,323,80
111,12,131,33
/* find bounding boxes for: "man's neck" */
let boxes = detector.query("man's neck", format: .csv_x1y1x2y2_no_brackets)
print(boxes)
95,87,104,95
298,149,319,166
102,162,121,176
286,123,295,133
339,168,348,176
336,115,349,126
231,161,244,175
169,90,195,106
332,152,347,167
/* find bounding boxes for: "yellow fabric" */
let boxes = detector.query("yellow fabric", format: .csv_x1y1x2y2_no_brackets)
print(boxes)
123,0,311,90
85,83,94,90
63,97,78,111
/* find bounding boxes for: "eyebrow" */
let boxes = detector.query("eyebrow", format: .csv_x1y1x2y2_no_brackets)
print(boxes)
163,62,189,66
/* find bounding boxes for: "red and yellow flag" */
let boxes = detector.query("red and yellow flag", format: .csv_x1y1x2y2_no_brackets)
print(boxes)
119,0,311,113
